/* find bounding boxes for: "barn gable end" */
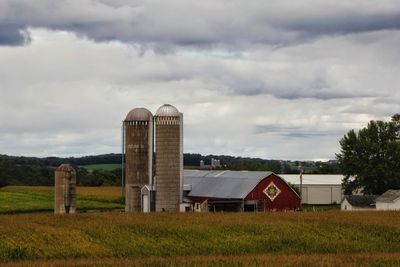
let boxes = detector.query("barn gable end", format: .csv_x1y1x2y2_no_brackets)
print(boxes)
245,173,301,211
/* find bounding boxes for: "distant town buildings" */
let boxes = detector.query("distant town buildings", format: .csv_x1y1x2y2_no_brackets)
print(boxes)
199,158,221,169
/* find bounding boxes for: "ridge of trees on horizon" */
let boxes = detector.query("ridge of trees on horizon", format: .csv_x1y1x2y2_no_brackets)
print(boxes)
0,153,339,187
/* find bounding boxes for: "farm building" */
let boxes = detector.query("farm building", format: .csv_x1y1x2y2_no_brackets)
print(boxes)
123,104,183,213
54,164,76,214
281,174,343,204
183,170,301,212
341,195,378,211
123,108,153,213
375,190,400,210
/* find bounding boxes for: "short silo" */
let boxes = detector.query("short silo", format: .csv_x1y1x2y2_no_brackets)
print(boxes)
54,164,76,214
155,104,183,212
124,108,154,212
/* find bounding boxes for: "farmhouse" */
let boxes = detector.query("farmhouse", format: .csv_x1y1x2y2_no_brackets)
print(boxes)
183,170,301,212
341,195,378,211
375,190,400,210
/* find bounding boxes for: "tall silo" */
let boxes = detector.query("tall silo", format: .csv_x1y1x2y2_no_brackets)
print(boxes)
155,104,183,212
123,108,153,212
54,164,76,214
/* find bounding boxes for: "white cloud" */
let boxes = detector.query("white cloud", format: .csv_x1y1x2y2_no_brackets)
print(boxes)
1,1,400,160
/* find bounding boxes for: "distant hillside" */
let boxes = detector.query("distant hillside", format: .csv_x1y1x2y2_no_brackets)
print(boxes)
0,153,339,187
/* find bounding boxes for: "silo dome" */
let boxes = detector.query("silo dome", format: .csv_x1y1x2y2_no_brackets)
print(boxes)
56,164,75,172
156,104,180,117
125,108,153,121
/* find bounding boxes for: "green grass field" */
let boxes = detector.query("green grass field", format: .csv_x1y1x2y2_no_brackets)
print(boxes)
81,163,122,171
0,186,123,214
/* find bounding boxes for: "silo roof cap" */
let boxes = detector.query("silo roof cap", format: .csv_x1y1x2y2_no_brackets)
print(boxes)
56,164,75,172
156,104,180,117
125,107,153,121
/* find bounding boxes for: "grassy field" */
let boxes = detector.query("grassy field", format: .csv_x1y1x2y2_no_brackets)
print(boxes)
0,186,123,214
0,212,399,265
81,163,122,171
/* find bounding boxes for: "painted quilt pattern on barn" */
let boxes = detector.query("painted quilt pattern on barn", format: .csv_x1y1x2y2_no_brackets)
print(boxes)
263,181,281,201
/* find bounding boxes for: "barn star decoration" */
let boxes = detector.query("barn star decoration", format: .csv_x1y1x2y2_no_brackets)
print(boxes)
263,182,281,201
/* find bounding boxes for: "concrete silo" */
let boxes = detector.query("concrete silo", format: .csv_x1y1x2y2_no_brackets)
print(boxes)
123,108,153,212
155,104,183,212
54,164,76,214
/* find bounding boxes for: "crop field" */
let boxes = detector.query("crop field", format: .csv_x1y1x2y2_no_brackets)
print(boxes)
0,186,123,214
81,163,122,171
0,211,399,266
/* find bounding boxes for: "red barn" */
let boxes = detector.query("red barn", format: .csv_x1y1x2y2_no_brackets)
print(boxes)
184,170,301,212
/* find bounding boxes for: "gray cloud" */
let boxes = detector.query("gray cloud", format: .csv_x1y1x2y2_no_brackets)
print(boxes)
1,0,400,48
0,24,30,45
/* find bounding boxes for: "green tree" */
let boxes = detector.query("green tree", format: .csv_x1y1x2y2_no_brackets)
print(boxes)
336,114,400,194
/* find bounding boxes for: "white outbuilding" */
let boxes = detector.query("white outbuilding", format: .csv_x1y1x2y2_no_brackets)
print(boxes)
281,174,343,204
341,195,378,211
375,190,400,210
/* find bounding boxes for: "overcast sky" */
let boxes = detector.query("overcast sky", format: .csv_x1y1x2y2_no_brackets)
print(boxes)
1,0,399,160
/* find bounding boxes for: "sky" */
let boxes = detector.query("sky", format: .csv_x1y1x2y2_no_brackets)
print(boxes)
1,0,400,161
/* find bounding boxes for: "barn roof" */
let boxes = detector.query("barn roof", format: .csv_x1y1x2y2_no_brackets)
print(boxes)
343,195,378,207
376,190,400,203
280,174,343,185
184,170,298,199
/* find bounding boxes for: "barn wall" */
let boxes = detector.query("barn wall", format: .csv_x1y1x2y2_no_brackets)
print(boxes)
341,199,352,211
301,185,343,204
245,174,300,211
376,199,400,210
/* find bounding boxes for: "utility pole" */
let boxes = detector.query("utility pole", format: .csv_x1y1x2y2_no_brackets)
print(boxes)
121,122,125,198
299,164,304,211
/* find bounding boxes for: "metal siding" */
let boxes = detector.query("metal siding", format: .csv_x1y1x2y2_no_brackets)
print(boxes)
306,186,332,205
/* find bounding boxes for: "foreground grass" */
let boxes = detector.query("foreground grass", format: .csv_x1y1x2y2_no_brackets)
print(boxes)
3,253,400,267
0,186,123,214
0,212,399,264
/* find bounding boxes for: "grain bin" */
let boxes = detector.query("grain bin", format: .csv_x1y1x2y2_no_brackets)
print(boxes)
155,104,183,211
123,107,154,212
54,164,76,214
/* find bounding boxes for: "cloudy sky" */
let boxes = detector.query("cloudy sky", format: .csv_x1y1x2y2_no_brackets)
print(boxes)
1,0,399,160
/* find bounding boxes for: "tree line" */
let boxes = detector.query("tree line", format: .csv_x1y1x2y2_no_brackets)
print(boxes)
0,153,340,187
0,155,121,187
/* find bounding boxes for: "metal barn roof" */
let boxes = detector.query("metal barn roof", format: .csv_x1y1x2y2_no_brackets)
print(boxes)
184,170,273,199
280,174,343,185
376,190,400,203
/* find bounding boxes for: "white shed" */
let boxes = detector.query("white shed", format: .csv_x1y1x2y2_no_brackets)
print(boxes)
375,190,400,211
281,174,343,205
341,195,378,211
